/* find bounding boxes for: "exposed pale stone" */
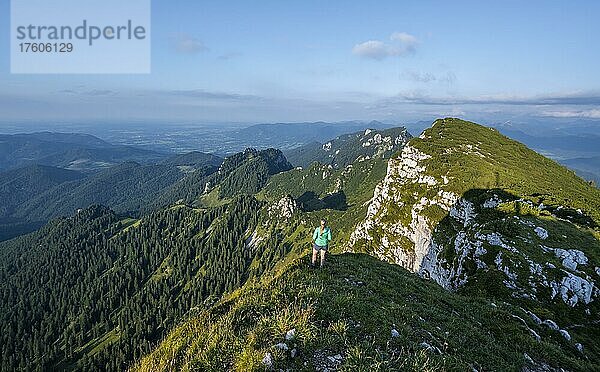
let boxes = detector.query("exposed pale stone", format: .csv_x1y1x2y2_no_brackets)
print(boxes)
262,352,273,367
549,271,595,306
275,342,288,350
526,310,542,325
483,194,501,208
559,329,571,341
285,328,296,341
534,227,548,239
450,199,476,226
267,196,298,219
348,144,448,278
542,319,559,330
245,231,264,250
552,248,588,271
478,232,516,252
347,134,599,312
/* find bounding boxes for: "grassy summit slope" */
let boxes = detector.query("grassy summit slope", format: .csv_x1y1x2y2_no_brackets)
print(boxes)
132,253,597,371
412,118,600,225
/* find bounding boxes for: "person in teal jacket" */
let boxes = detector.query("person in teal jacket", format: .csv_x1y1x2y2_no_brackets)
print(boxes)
311,219,332,268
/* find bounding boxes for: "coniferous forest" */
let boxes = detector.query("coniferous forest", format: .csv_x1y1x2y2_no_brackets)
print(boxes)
0,194,291,371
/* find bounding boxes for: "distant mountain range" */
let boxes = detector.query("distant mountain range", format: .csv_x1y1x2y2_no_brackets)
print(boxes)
5,119,597,184
560,156,600,185
0,132,168,172
491,124,600,186
494,126,600,157
230,120,394,150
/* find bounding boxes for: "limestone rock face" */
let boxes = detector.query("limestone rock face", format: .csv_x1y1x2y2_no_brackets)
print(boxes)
268,195,298,220
348,144,459,277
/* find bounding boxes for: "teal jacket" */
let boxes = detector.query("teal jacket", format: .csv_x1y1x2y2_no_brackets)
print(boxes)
313,226,332,247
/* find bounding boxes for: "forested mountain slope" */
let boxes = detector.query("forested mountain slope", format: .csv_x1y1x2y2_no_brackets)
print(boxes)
0,148,293,371
16,162,188,220
0,164,84,217
0,165,86,240
0,197,292,371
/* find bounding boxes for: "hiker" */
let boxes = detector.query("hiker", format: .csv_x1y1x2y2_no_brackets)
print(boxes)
311,219,331,268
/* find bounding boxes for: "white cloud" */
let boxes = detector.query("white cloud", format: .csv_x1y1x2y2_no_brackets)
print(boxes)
58,88,117,96
402,70,436,83
352,40,390,60
390,32,418,53
379,91,600,106
353,32,419,60
539,109,600,119
438,71,457,85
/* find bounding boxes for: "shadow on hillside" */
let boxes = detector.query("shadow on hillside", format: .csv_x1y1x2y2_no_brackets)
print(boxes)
460,188,597,229
297,190,348,212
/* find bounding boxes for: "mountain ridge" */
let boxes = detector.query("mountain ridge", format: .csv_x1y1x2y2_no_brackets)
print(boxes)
134,118,600,371
1,118,599,371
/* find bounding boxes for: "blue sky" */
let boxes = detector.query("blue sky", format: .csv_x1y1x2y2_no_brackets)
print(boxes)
1,0,599,124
